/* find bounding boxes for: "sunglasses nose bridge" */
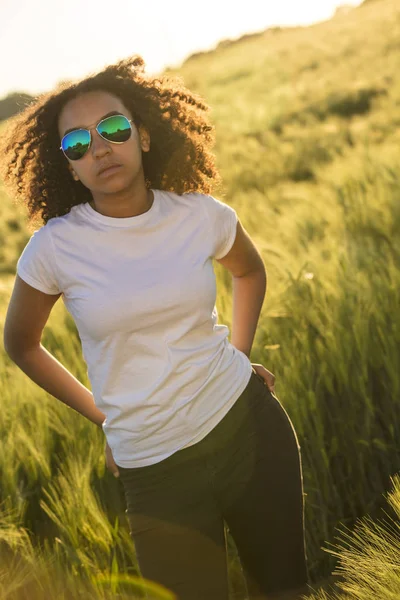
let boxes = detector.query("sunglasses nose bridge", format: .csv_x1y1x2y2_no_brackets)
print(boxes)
90,126,112,153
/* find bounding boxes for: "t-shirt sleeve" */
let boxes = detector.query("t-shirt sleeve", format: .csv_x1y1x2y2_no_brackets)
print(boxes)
16,225,62,295
201,194,238,260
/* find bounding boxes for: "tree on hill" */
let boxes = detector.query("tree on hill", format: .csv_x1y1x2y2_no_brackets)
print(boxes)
0,92,35,122
334,4,356,16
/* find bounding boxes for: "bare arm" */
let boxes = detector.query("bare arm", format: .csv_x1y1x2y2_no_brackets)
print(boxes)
4,275,106,428
8,345,106,427
216,220,267,358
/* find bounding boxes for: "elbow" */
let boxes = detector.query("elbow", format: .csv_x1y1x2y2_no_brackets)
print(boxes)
251,261,267,280
3,337,40,362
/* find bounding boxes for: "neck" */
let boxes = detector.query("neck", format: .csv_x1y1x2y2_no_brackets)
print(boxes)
89,185,153,218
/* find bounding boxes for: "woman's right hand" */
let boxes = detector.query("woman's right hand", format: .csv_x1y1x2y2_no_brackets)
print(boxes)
105,441,120,478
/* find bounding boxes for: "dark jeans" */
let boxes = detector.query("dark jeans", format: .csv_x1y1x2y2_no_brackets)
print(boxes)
118,369,309,600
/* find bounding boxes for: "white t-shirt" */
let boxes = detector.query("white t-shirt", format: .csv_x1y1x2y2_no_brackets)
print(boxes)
16,189,253,467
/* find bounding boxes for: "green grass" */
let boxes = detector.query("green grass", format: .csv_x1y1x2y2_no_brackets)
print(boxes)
307,474,400,599
0,0,399,597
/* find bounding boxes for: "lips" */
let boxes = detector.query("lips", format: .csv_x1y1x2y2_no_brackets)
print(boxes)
97,163,122,176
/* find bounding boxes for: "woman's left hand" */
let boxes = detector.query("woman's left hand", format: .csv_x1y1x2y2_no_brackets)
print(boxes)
251,363,276,394
105,441,120,478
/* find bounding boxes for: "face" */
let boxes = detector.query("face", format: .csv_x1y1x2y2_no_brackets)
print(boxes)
57,90,150,197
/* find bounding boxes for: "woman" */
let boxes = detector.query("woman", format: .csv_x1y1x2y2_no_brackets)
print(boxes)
2,55,309,600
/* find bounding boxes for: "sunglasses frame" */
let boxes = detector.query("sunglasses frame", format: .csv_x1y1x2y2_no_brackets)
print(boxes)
59,114,135,161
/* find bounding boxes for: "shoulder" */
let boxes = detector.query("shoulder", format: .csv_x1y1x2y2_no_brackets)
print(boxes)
46,208,76,228
157,189,209,217
162,189,206,205
38,207,80,239
162,190,229,212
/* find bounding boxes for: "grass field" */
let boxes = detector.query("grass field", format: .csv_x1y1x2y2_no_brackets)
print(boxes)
0,0,399,597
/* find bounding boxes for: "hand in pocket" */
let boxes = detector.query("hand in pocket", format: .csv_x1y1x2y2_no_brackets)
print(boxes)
251,363,276,394
105,441,120,478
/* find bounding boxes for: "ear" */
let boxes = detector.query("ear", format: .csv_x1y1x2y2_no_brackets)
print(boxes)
68,164,80,181
139,125,151,152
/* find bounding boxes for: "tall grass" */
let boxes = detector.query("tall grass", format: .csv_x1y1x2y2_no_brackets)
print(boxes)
247,151,400,576
306,473,400,599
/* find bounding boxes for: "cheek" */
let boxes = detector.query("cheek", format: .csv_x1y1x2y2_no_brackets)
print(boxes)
118,142,144,170
125,138,142,159
73,163,92,182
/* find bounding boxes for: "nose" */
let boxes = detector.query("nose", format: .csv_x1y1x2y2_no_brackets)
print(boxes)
90,130,111,157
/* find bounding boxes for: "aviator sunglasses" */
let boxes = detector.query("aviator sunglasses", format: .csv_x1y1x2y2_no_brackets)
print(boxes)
60,114,138,161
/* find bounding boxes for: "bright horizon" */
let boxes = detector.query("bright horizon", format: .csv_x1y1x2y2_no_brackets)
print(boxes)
0,0,361,99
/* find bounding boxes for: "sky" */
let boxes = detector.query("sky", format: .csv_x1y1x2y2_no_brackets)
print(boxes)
0,0,361,99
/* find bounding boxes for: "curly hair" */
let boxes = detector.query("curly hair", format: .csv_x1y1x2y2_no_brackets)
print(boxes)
0,54,223,229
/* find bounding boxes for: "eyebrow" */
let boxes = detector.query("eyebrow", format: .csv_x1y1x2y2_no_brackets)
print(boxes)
63,111,122,136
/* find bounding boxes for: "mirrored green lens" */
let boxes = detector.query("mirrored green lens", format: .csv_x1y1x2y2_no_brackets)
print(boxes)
62,129,90,160
97,115,132,142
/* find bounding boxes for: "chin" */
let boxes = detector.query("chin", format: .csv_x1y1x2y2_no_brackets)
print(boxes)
92,177,128,194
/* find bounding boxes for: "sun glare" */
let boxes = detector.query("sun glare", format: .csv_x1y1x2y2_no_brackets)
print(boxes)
0,0,361,98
